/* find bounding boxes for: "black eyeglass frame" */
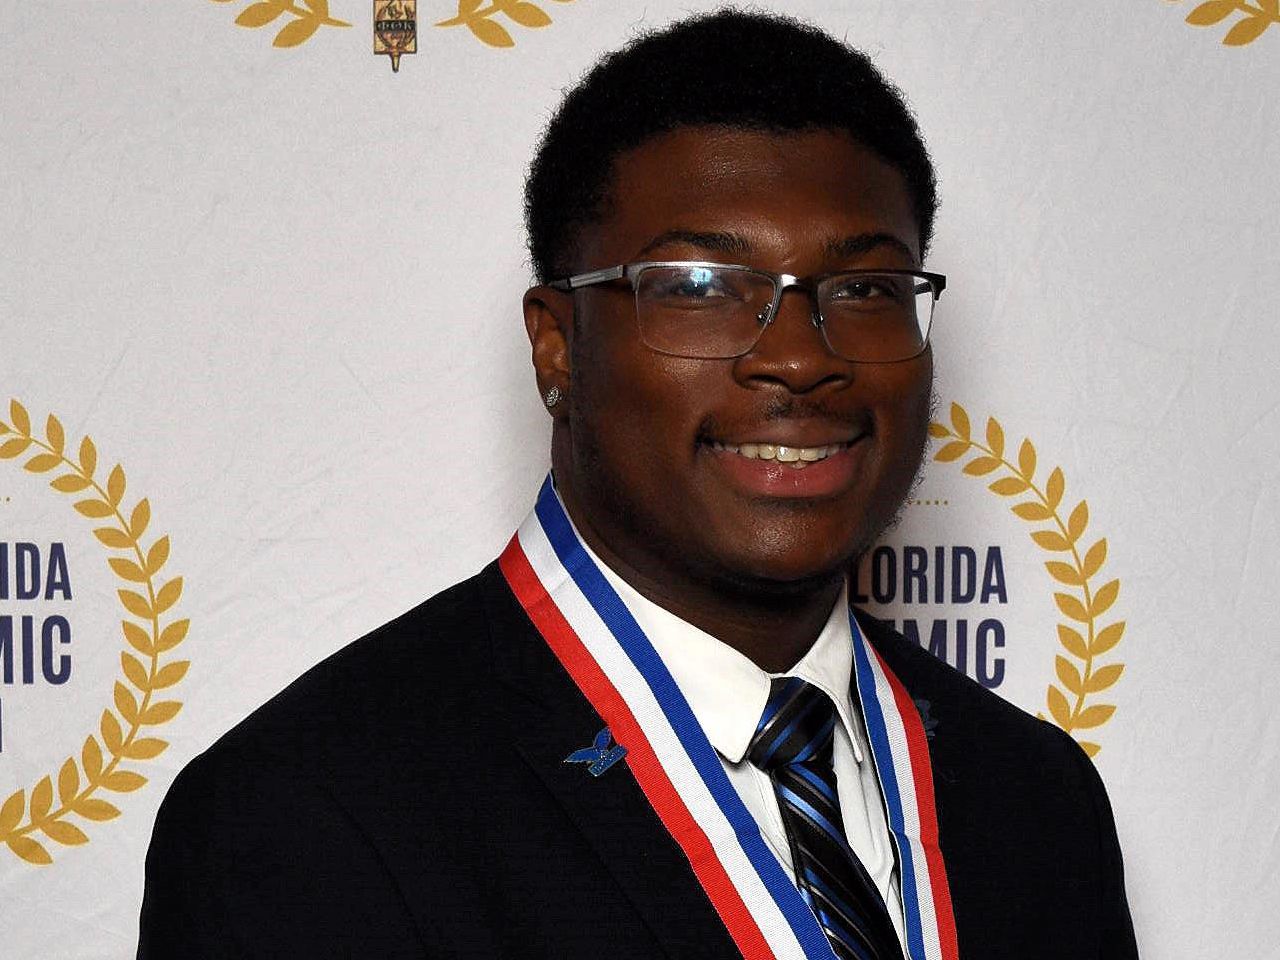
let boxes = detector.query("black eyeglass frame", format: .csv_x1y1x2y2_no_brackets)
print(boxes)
546,260,947,362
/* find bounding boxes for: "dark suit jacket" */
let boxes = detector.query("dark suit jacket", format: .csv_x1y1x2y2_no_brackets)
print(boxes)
138,562,1138,958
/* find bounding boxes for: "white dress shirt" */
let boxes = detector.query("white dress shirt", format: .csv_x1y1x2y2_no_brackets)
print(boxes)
577,536,908,949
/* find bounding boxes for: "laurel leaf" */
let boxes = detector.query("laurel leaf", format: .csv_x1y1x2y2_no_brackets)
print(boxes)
82,737,103,779
960,456,999,476
1091,621,1125,655
927,422,949,439
109,558,149,583
0,420,7,435
468,16,515,46
30,776,53,822
933,440,969,462
1073,704,1116,729
983,417,1004,459
102,771,147,793
9,399,31,436
1223,14,1271,44
1018,437,1039,478
1186,0,1237,25
118,589,153,619
274,16,321,46
1090,578,1120,617
107,464,126,506
146,536,170,575
0,437,33,458
121,620,154,655
1067,500,1089,542
24,453,60,473
114,682,139,724
949,402,970,440
1045,467,1064,510
45,414,64,453
154,577,184,615
121,652,149,690
1054,592,1090,623
1044,561,1083,586
94,527,133,548
74,797,120,821
1055,655,1083,696
78,436,97,478
8,836,52,865
75,498,114,518
130,499,151,539
42,820,89,846
142,701,183,724
101,711,123,753
1082,538,1107,580
52,474,92,493
1077,740,1101,758
1046,685,1072,728
157,619,190,652
1057,624,1088,659
1260,0,1279,16
989,476,1028,496
1085,663,1125,693
0,790,25,836
504,1,552,27
235,1,285,27
303,0,329,16
57,757,80,805
153,660,190,688
1031,530,1070,551
1012,501,1052,521
124,738,170,760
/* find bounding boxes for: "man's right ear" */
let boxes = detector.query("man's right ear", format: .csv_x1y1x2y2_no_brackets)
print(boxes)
523,286,572,416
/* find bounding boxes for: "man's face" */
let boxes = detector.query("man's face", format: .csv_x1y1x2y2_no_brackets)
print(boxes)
539,126,932,596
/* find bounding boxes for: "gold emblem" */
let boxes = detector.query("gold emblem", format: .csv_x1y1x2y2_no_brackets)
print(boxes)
375,0,417,71
930,403,1126,758
0,401,189,865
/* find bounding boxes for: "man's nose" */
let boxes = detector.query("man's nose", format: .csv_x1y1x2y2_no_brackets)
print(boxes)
733,288,852,394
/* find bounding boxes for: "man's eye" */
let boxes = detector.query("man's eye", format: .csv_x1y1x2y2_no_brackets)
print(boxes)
830,279,885,300
665,268,729,298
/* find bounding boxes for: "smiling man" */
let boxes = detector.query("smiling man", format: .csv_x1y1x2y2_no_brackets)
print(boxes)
139,9,1138,960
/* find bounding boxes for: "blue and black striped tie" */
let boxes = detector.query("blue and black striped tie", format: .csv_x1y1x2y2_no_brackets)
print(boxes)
748,676,903,960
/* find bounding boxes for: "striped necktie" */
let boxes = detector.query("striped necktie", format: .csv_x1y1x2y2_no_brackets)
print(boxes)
748,676,903,960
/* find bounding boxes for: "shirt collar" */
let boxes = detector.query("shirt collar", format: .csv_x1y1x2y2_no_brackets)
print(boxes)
570,527,862,766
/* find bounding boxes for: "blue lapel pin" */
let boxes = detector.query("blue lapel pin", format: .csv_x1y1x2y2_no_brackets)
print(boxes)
564,726,627,777
913,698,939,740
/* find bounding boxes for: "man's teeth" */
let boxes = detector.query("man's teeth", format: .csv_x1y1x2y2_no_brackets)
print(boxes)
709,441,845,467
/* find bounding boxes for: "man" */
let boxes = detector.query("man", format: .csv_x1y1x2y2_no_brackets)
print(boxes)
139,9,1138,959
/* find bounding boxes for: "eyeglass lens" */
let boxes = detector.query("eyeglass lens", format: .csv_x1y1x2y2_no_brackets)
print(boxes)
633,265,935,362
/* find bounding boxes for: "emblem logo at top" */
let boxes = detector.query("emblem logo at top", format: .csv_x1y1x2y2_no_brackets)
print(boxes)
374,0,417,72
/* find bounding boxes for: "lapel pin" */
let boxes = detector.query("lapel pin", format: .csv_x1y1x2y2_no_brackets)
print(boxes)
914,698,939,740
564,727,627,777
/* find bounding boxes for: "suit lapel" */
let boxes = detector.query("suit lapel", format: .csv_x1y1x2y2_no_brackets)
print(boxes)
483,566,741,960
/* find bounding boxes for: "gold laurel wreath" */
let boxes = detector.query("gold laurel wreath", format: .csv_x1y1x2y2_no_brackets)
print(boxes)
0,400,188,865
210,0,351,47
929,403,1125,758
1166,0,1278,45
436,0,575,48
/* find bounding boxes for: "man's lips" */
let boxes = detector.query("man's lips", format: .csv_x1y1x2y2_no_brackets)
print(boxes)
699,431,870,497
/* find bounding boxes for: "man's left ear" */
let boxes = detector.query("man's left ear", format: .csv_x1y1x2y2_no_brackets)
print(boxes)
523,286,572,417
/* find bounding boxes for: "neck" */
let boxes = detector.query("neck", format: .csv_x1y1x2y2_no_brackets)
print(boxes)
554,478,844,674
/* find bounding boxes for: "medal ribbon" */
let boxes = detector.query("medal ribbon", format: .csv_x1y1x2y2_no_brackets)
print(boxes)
499,475,958,960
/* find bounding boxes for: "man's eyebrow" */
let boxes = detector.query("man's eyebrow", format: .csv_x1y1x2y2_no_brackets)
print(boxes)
635,230,752,258
824,232,917,263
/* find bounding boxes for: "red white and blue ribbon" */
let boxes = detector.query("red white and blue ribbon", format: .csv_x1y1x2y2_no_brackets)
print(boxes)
500,475,958,960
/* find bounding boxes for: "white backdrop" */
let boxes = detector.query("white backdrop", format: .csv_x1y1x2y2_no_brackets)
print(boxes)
2,1,1278,956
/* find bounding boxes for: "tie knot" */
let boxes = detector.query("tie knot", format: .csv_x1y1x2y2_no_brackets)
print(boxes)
747,677,837,773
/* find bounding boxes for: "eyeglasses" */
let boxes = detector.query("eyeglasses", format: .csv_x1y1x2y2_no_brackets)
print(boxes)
548,261,945,362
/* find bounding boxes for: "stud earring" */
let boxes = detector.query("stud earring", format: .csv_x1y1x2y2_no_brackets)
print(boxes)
543,386,562,408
